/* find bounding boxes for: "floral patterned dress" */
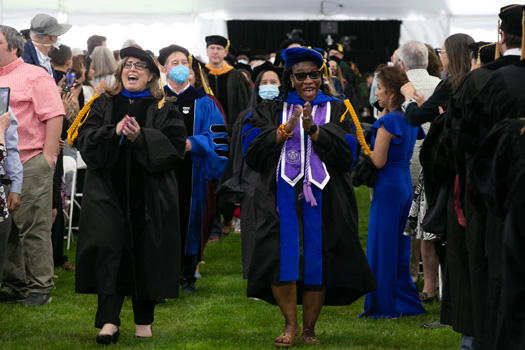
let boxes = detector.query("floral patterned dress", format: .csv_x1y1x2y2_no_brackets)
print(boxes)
0,143,9,221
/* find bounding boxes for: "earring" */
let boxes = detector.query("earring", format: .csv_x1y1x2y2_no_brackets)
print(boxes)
389,98,392,105
291,81,295,88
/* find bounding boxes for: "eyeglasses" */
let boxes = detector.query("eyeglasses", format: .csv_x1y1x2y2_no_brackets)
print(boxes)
123,61,148,70
292,71,321,81
436,49,446,57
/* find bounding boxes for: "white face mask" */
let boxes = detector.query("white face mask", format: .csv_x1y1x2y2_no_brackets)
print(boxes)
33,37,61,50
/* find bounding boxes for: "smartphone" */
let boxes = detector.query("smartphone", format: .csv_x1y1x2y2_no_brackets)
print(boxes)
62,70,76,92
0,87,10,114
372,99,384,112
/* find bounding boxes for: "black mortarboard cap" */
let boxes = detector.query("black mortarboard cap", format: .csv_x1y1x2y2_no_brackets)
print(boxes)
468,41,496,66
499,4,525,36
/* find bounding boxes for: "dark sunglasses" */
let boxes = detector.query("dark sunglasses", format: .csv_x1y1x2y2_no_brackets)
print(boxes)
292,71,321,81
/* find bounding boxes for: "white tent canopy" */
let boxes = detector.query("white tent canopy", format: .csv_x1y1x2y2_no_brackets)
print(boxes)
0,0,511,59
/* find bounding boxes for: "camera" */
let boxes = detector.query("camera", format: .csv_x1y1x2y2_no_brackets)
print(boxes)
62,70,76,93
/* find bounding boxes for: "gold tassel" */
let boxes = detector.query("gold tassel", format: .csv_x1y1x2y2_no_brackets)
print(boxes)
320,59,330,78
225,40,230,51
521,10,525,60
495,20,501,59
188,53,193,68
477,43,496,68
198,62,213,96
67,94,100,146
157,97,165,109
341,99,371,156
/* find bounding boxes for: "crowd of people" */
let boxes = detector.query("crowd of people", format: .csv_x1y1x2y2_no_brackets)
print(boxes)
0,4,523,348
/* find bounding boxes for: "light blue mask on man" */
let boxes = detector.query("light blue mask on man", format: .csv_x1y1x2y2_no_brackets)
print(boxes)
169,65,190,84
258,85,280,100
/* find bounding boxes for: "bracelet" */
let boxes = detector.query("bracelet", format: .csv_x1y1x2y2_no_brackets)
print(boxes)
278,123,293,138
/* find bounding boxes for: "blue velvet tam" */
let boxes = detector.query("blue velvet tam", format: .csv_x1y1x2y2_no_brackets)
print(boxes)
281,47,325,69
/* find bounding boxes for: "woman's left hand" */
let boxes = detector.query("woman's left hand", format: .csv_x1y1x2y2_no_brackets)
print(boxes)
301,101,314,131
122,117,141,142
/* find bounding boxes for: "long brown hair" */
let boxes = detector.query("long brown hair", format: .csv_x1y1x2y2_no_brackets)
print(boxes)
376,65,409,110
105,56,164,100
425,44,442,78
443,33,474,89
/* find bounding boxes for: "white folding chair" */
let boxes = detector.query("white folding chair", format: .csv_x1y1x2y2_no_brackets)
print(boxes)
74,151,86,210
62,155,77,249
438,264,443,300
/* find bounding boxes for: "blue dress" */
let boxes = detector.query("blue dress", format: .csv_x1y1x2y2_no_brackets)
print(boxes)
360,109,426,318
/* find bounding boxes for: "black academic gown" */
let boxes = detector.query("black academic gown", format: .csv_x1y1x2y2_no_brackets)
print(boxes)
470,118,525,350
445,54,522,350
205,67,252,131
75,93,187,300
406,77,474,335
216,109,259,279
465,59,525,349
242,98,377,306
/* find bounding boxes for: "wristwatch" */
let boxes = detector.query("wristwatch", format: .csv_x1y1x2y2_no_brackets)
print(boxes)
401,98,417,113
307,124,318,135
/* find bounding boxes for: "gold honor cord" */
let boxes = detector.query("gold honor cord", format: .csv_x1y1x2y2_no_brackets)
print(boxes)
67,94,100,146
522,10,525,60
341,99,371,156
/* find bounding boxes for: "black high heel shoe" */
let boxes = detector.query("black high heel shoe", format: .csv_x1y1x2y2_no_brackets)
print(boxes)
96,329,120,345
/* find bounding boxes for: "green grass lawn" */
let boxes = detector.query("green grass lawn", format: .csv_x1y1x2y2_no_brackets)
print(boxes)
0,187,460,349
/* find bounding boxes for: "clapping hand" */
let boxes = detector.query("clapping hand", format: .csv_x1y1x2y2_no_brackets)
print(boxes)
301,101,314,131
117,115,141,143
286,104,302,133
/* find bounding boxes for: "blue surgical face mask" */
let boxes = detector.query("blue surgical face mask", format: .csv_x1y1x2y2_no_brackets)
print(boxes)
169,64,190,84
258,84,280,100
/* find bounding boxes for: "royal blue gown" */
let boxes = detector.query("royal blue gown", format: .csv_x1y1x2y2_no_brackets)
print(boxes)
361,109,426,318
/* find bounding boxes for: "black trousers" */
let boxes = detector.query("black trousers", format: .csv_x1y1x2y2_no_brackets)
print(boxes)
95,294,155,328
180,254,198,284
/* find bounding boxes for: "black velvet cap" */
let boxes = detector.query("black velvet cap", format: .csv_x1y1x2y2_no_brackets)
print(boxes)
205,35,229,49
252,61,283,82
235,62,253,73
279,37,306,50
327,43,343,53
120,47,160,77
158,45,190,66
499,4,525,36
